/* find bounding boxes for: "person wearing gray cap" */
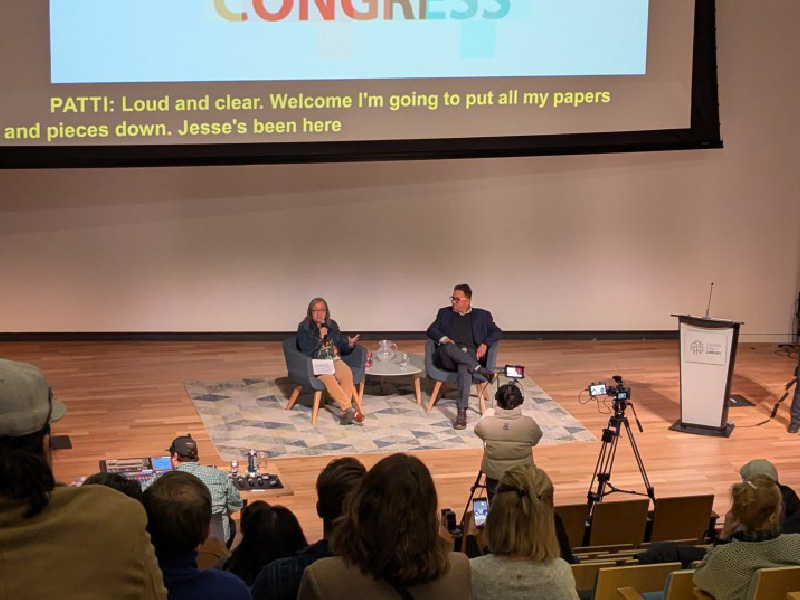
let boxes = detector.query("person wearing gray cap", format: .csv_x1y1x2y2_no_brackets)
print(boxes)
740,459,800,533
0,358,167,600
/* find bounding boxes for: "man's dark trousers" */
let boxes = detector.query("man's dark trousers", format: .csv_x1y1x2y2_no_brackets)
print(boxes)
435,344,481,409
790,354,800,429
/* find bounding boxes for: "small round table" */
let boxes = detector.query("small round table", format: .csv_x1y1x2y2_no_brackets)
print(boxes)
361,353,424,405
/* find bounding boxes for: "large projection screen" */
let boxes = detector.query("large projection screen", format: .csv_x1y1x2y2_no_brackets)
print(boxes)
0,0,721,167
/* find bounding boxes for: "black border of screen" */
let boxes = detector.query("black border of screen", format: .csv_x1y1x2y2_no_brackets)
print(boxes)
0,0,721,169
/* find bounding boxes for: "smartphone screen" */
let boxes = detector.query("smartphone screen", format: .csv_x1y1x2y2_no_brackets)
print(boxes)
473,498,488,527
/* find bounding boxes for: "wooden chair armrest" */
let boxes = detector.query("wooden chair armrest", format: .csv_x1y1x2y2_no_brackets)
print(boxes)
617,587,645,600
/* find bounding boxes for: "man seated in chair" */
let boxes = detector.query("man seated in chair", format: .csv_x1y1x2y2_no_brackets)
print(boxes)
427,283,501,430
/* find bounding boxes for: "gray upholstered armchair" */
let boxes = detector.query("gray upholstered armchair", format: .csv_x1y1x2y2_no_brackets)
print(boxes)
282,337,366,424
424,338,499,413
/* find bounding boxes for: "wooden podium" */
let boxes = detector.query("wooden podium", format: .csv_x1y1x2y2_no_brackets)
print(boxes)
670,314,742,438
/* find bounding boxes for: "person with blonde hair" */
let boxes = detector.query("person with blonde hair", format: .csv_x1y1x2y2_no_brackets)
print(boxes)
693,474,800,600
470,464,579,600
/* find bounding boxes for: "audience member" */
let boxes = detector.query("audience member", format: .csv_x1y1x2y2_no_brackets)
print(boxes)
470,464,579,600
83,471,144,502
739,458,800,532
0,358,167,600
693,474,800,600
530,466,580,564
298,453,473,600
142,433,243,545
142,470,251,600
474,383,542,502
223,501,307,586
251,457,366,600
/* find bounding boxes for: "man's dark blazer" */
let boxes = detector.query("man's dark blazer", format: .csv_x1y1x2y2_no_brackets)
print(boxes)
426,307,502,348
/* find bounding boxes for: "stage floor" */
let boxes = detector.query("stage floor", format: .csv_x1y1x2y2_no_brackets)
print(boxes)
2,339,797,542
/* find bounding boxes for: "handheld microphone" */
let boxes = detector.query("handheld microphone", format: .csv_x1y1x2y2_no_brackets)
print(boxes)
704,282,715,318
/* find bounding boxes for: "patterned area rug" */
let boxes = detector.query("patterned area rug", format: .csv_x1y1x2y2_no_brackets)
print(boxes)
185,376,596,461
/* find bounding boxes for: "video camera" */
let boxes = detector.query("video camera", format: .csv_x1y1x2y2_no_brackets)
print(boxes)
588,375,631,406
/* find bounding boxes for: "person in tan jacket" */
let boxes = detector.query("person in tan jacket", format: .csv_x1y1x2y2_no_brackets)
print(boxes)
474,383,543,503
0,358,167,600
298,453,473,600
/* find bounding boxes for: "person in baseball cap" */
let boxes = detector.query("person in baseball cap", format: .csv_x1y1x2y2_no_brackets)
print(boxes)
1,358,169,599
168,434,199,462
740,458,800,529
0,358,66,439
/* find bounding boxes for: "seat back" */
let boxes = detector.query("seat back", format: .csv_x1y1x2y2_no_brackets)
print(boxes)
664,570,697,600
751,566,800,600
555,503,589,550
650,495,714,543
594,562,682,600
208,513,226,542
571,561,616,592
589,498,650,547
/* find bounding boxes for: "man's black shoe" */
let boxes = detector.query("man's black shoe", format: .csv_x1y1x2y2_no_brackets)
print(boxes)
477,367,496,384
789,423,799,434
454,407,468,430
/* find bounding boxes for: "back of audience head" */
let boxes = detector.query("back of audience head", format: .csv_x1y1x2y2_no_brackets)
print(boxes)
142,470,211,554
486,464,559,562
333,453,449,587
739,459,779,483
83,471,143,502
316,457,366,536
731,474,782,533
0,359,66,517
495,383,524,411
169,434,199,464
225,501,307,585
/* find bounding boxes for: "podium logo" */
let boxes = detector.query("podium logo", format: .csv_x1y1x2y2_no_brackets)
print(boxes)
214,0,511,22
690,340,704,355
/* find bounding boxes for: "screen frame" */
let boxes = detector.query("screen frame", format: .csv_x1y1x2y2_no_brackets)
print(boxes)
0,1,721,169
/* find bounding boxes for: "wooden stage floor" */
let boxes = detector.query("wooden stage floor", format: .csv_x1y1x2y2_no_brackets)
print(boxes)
1,339,797,542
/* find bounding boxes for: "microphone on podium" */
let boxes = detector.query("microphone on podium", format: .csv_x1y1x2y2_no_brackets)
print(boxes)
704,282,714,318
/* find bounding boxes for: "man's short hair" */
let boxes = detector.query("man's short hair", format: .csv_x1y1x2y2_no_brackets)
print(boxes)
316,457,366,523
142,471,211,553
83,472,144,502
453,283,472,299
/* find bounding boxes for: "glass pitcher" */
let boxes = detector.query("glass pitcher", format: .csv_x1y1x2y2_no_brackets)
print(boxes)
376,339,397,362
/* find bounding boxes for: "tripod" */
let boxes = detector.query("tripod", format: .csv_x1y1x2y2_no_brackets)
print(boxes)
587,399,654,512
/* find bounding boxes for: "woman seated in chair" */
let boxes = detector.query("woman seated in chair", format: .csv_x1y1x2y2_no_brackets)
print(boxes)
474,383,543,502
693,474,800,600
297,297,361,425
470,464,579,600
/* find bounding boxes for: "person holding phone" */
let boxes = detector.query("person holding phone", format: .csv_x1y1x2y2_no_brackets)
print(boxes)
296,297,362,425
474,383,543,502
469,464,579,600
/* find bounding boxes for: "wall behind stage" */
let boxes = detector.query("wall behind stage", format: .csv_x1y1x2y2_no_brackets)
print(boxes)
1,2,799,341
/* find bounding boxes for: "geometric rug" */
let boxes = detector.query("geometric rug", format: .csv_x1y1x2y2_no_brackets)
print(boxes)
184,376,596,461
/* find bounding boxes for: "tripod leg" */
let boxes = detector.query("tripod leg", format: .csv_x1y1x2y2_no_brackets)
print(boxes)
623,419,655,499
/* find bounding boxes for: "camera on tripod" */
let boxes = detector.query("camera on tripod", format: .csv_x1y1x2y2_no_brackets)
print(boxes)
589,375,631,406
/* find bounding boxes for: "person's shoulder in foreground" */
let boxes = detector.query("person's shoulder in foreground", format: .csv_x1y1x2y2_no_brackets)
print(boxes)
298,553,472,600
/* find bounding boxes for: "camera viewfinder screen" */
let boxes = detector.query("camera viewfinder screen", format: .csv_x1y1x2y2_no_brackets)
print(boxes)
590,384,607,396
505,365,524,378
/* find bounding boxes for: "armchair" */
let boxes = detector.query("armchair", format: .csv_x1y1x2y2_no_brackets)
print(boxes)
283,337,366,424
424,338,498,414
